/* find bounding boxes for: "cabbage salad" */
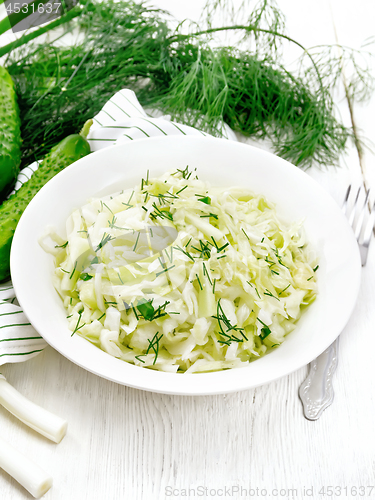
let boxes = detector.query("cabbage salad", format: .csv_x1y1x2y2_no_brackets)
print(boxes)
41,167,318,373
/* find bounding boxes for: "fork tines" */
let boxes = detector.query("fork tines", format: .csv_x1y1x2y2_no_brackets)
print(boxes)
343,185,375,266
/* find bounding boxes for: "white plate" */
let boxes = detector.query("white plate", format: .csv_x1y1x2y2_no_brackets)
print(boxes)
10,136,361,395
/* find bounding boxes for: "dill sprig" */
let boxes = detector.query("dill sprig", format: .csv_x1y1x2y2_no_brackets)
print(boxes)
155,265,175,277
175,166,193,179
195,194,211,205
150,202,173,221
108,215,125,231
212,299,247,345
55,241,68,249
278,283,291,295
264,289,280,301
4,0,373,168
136,299,170,322
173,245,195,262
71,309,86,337
257,317,272,340
146,331,164,365
202,262,212,285
80,273,93,281
95,233,114,252
191,240,212,259
200,212,219,220
195,274,203,291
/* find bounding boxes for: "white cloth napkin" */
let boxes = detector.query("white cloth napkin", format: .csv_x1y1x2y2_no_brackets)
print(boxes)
0,89,237,366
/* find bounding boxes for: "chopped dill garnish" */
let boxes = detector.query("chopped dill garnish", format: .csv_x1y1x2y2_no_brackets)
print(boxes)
278,283,291,295
241,228,250,241
151,202,173,221
271,270,280,275
135,355,146,363
131,303,139,320
173,245,195,262
212,278,217,294
202,262,212,285
200,212,218,220
257,318,272,340
155,265,175,277
71,310,86,336
313,265,319,272
69,261,77,279
273,248,289,269
102,202,113,214
264,289,280,301
133,231,140,251
80,273,93,281
95,233,115,252
122,190,134,208
164,247,174,263
307,276,314,281
176,166,192,179
191,240,211,259
140,170,149,190
210,236,229,253
55,241,68,249
61,268,69,274
175,185,188,195
98,312,106,321
265,256,276,267
261,237,265,243
212,299,245,345
136,299,170,321
146,331,163,365
195,194,211,205
108,215,124,230
185,237,192,248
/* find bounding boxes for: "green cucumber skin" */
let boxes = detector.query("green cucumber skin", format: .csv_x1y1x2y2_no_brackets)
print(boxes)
0,133,91,282
0,66,21,201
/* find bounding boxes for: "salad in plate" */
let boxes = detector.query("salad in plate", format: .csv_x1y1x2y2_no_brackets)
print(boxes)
40,167,318,373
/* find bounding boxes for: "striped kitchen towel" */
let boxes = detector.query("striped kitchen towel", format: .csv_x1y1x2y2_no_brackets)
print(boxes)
0,89,237,366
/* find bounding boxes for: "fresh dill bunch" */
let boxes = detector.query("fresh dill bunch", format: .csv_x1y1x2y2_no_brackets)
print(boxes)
4,0,374,168
146,43,351,166
6,0,172,166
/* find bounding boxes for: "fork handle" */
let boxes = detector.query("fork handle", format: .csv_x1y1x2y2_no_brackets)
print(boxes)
298,337,339,420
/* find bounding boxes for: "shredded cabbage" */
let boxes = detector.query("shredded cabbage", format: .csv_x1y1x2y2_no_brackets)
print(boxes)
40,167,318,373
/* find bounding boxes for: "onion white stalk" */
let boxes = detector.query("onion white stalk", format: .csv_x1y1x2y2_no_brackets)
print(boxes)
0,375,68,443
0,435,52,498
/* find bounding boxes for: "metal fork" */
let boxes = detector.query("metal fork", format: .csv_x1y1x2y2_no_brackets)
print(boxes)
299,185,375,420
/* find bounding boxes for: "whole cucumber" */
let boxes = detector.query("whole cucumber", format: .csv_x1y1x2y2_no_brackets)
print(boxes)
0,120,92,282
0,66,22,201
